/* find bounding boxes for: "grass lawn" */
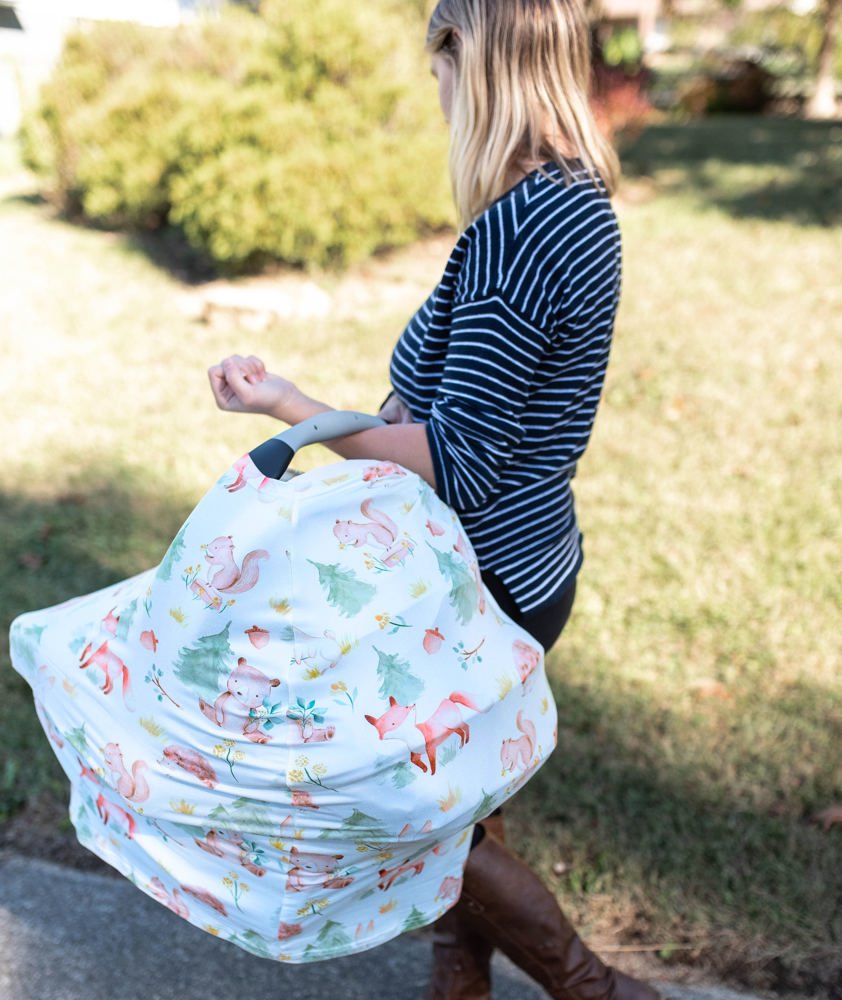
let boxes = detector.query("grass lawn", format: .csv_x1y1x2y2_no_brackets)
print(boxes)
1,117,840,993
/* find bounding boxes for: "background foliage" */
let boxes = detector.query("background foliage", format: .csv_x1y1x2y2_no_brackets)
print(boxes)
19,0,452,271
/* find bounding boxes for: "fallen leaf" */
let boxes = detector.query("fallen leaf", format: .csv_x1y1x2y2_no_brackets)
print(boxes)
811,805,842,832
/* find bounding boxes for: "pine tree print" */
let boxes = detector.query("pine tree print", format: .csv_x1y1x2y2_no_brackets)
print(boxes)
114,599,138,641
308,561,376,617
9,623,45,674
230,929,272,959
303,919,353,960
430,546,477,624
374,647,424,704
402,905,429,933
156,522,189,582
208,797,275,834
318,808,390,847
65,724,90,757
172,623,232,700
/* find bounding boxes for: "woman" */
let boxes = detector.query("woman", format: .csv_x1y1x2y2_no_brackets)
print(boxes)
209,1,658,998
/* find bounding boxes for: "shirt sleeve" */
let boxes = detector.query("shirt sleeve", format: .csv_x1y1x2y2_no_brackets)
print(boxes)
426,289,552,512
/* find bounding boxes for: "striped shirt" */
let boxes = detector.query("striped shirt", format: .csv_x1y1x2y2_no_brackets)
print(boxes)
390,162,621,613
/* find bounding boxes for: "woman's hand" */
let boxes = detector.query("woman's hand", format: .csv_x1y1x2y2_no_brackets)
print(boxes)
208,355,301,421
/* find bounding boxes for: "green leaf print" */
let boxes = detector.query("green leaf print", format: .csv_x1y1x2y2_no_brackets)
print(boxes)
303,919,354,961
390,761,418,789
308,560,376,618
430,546,477,624
156,522,188,582
374,647,424,704
402,905,429,933
172,623,232,701
469,789,497,826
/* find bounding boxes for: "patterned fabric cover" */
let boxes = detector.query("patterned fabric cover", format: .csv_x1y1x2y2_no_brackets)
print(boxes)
9,454,557,962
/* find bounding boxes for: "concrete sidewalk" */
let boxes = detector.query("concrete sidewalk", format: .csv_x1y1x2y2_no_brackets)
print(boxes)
0,851,778,1000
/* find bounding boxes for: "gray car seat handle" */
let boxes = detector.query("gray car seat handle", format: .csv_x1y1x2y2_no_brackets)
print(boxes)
248,411,387,480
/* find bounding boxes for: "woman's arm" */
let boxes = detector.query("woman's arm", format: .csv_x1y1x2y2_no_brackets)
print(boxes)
208,355,436,488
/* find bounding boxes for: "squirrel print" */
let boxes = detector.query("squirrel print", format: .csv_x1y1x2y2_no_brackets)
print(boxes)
500,710,537,773
196,536,269,595
104,742,150,802
149,877,190,918
333,499,412,567
194,829,266,877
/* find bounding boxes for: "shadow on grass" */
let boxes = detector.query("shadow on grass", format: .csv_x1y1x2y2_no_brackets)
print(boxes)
0,187,219,284
0,477,193,822
515,663,842,995
620,117,842,227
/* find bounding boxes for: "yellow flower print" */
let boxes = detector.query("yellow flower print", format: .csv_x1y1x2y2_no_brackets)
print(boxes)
304,667,321,680
288,769,304,783
311,762,327,777
375,613,389,629
295,754,309,767
204,926,220,936
330,681,348,693
140,717,164,737
169,608,186,624
410,580,429,598
270,598,292,615
170,799,196,815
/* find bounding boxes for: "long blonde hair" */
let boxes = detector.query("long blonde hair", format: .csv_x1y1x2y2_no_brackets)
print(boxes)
427,0,619,227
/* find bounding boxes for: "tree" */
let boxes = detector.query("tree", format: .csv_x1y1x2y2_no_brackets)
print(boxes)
374,647,425,704
806,0,841,118
172,623,232,699
308,561,376,618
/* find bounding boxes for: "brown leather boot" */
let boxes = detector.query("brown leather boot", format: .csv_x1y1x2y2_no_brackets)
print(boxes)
425,813,505,1000
457,836,661,1000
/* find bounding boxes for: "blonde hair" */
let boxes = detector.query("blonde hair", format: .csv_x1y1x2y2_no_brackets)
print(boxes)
427,0,619,227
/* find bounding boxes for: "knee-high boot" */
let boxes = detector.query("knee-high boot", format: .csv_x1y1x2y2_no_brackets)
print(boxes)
425,813,505,1000
456,835,661,1000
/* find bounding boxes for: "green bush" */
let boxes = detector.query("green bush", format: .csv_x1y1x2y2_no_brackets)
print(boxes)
19,1,452,271
727,6,842,81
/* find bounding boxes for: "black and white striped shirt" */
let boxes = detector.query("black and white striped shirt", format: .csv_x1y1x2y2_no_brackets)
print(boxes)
390,162,621,613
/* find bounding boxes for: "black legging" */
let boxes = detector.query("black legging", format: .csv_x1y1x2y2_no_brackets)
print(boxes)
482,572,576,652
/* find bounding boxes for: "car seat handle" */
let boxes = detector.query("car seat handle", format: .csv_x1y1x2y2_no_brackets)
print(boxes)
248,411,387,480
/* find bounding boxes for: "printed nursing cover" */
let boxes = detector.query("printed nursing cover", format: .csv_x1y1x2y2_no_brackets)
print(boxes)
9,454,557,963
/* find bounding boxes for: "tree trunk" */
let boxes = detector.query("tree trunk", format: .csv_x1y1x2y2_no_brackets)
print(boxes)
806,0,841,119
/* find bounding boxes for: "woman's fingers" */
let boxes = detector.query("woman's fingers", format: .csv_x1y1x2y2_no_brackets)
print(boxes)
208,355,261,411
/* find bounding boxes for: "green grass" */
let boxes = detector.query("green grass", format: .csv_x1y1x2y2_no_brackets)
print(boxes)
1,118,840,992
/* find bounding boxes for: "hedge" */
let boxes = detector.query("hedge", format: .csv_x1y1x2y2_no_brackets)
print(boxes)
20,0,453,271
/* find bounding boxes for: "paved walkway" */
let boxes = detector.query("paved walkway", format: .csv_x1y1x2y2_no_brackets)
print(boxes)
0,852,779,1000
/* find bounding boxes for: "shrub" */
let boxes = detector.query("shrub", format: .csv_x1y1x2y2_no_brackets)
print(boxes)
19,2,452,271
